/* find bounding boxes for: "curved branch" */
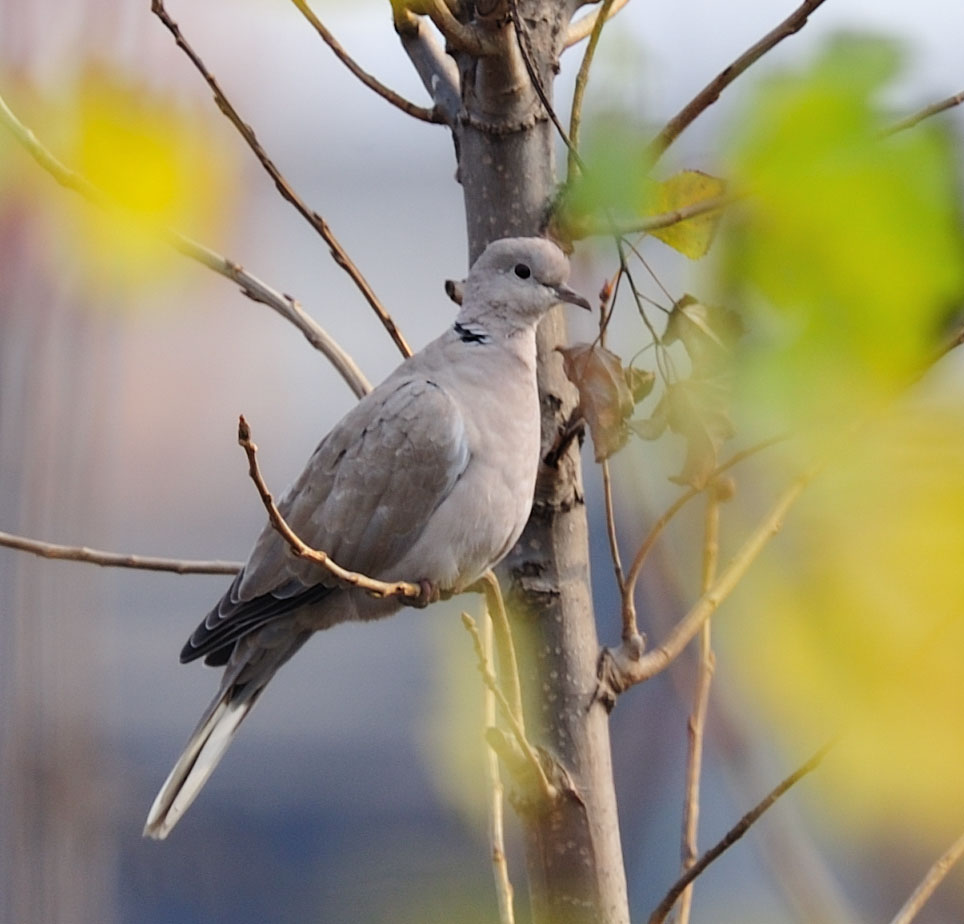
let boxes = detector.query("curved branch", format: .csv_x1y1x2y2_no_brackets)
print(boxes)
0,530,241,575
238,416,422,600
289,0,444,124
564,0,631,48
0,88,372,399
646,0,829,164
151,0,413,359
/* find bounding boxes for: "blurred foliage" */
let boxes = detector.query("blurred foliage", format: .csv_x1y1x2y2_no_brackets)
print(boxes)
709,36,964,835
3,68,235,295
719,35,964,432
727,405,964,832
564,33,964,842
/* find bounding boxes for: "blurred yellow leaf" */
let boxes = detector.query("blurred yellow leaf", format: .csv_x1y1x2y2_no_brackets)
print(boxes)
725,405,964,833
48,69,235,293
648,170,726,258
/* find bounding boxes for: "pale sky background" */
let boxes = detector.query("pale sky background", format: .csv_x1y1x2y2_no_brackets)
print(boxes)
2,1,963,922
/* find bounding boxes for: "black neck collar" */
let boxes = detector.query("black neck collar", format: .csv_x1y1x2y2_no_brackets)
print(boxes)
453,321,489,344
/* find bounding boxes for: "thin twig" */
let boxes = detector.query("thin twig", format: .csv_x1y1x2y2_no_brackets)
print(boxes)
482,571,525,727
483,608,517,924
601,460,625,593
564,0,631,48
238,415,421,600
885,89,964,135
0,88,371,399
604,192,739,239
888,830,964,924
289,0,443,124
0,530,241,575
647,741,833,924
508,0,587,172
567,0,615,181
461,612,558,802
676,487,722,924
646,0,829,163
150,0,413,359
620,434,786,644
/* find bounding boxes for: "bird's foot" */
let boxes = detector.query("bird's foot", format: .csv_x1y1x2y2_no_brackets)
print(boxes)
410,578,441,608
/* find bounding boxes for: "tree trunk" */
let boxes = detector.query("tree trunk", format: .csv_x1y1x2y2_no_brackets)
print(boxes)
443,3,630,921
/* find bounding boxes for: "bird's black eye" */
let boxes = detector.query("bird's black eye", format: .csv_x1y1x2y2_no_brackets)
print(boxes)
514,263,531,279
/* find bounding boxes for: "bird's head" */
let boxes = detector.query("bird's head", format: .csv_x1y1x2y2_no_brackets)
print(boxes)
457,237,591,334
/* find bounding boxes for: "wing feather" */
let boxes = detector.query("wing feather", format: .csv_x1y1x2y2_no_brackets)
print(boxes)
181,376,469,663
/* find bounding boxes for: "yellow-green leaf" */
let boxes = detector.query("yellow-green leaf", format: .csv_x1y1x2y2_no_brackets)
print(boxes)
647,170,727,258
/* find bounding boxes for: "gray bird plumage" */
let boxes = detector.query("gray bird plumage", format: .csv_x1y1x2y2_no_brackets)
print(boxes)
143,236,590,839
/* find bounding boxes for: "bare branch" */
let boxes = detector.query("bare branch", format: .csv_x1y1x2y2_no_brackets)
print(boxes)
885,89,964,135
289,0,443,124
646,0,829,163
481,571,524,727
0,530,241,575
238,416,422,600
611,438,804,693
0,87,371,399
508,0,587,172
461,612,558,802
647,741,833,924
391,4,461,124
151,0,413,359
481,609,517,924
888,830,964,924
601,459,625,592
567,0,615,181
619,435,786,646
564,0,631,49
676,487,722,924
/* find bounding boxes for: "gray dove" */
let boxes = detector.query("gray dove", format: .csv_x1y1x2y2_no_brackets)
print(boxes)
144,236,590,839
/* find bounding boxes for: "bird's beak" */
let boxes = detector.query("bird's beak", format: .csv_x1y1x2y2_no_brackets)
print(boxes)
552,283,592,311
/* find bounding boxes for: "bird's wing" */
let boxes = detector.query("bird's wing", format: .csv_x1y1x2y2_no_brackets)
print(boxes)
181,375,470,663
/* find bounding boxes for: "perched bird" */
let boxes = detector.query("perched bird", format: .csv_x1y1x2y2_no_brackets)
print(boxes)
144,236,590,839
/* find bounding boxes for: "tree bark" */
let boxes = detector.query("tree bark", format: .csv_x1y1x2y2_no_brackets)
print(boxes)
440,3,630,921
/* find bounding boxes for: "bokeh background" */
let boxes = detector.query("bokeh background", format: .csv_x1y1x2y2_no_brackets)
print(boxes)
2,1,963,922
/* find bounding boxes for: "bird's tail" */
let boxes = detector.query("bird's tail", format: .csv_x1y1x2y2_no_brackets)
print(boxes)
143,675,263,840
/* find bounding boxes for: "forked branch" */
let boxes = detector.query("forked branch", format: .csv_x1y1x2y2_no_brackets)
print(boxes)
647,741,833,924
0,88,371,399
289,0,443,124
151,0,413,358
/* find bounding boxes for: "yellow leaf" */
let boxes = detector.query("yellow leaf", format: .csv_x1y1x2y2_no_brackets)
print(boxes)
647,169,726,258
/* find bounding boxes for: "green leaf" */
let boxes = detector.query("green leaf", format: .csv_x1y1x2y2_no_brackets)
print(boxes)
719,35,964,430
